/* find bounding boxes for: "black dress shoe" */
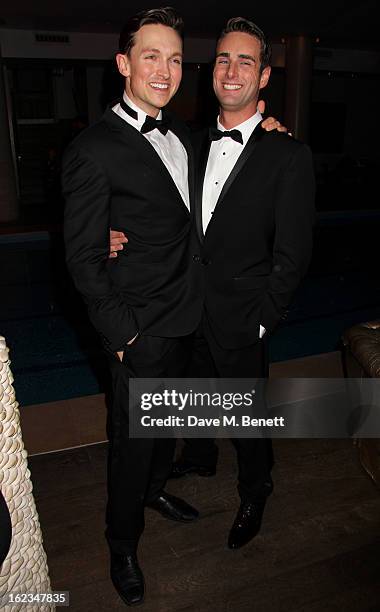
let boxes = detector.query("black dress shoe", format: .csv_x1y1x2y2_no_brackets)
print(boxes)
110,552,145,606
228,499,267,550
170,459,216,479
146,491,199,522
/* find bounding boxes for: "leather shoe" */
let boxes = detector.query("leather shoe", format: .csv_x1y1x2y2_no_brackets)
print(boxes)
170,459,216,479
146,491,199,522
228,499,267,550
110,552,144,606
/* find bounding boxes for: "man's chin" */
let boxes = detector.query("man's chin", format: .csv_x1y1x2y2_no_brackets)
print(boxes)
217,98,243,111
149,89,174,105
216,91,243,106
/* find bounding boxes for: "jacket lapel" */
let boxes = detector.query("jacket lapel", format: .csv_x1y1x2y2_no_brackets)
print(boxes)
204,121,266,236
104,106,158,167
194,132,211,243
166,112,194,216
104,107,190,215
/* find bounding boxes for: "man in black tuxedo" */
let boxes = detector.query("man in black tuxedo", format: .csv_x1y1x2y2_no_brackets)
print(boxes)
62,8,203,606
172,17,315,549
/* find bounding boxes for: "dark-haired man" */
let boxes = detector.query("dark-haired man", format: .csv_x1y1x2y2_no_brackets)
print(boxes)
174,17,315,549
63,8,202,606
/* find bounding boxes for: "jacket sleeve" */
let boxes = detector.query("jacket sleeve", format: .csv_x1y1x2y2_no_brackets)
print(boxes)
62,142,138,352
260,143,315,333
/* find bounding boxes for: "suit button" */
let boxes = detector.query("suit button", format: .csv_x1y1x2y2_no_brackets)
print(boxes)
201,258,210,266
193,254,201,263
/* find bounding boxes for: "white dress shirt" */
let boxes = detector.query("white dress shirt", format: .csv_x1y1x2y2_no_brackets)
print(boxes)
113,93,190,210
202,110,266,338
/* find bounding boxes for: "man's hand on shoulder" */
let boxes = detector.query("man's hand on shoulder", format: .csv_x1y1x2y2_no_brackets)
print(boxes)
109,230,128,258
258,100,290,134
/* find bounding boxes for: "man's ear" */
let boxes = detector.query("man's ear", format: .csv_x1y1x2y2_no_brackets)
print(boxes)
259,66,271,90
116,53,130,78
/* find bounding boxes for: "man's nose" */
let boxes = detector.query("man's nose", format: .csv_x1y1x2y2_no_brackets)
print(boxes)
156,59,170,79
227,61,238,79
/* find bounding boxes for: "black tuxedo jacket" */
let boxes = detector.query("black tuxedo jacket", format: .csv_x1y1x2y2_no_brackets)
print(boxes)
191,122,315,349
62,107,202,353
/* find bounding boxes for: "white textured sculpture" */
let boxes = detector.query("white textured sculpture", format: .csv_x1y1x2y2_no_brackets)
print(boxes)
0,336,54,611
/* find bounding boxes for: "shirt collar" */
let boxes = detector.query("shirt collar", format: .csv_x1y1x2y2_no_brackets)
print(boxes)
120,91,163,129
216,110,262,145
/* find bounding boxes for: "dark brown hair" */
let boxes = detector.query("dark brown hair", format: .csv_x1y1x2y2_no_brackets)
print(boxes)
119,6,184,56
218,17,271,72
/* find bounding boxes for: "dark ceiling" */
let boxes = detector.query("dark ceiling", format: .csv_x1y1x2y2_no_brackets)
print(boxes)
0,0,379,50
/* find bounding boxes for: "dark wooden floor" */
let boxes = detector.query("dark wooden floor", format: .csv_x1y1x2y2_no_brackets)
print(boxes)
29,439,380,611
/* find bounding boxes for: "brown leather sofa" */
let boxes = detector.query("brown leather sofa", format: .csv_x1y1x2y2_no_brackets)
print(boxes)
342,320,380,487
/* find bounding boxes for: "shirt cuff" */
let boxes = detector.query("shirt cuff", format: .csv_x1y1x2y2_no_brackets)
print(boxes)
259,324,266,339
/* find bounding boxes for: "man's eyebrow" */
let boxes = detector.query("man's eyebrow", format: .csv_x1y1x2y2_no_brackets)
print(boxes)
216,51,256,62
141,47,183,57
239,54,256,61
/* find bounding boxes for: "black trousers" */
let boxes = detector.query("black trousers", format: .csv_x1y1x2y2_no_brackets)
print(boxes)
183,314,274,501
0,490,11,567
105,335,190,555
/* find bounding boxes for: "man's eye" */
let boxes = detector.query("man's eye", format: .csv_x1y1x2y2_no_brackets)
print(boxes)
218,59,228,64
145,55,156,60
173,58,182,65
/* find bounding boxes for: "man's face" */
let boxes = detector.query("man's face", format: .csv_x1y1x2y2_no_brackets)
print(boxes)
213,31,271,116
116,24,183,117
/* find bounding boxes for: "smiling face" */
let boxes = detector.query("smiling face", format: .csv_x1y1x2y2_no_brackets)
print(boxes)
116,23,183,117
213,31,271,126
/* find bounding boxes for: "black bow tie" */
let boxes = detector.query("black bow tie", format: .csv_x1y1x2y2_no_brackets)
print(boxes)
209,127,243,145
141,115,171,136
119,98,170,135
